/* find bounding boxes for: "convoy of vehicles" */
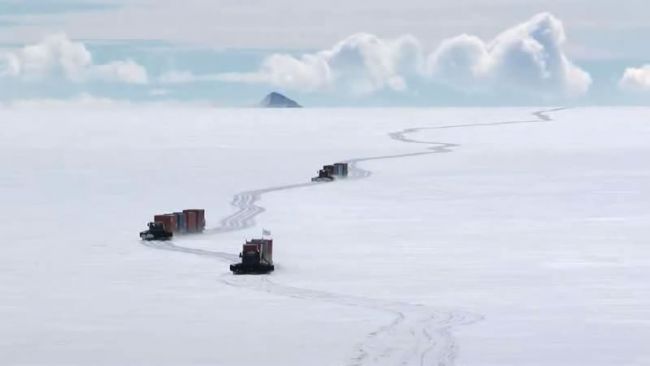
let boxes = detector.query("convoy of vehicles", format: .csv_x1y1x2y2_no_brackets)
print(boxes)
140,162,350,274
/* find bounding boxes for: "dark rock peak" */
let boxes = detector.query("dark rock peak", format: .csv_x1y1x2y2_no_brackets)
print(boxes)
260,92,302,108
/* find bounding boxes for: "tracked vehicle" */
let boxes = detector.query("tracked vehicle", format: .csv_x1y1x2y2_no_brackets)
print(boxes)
311,168,335,182
230,238,274,275
139,222,173,241
311,162,348,182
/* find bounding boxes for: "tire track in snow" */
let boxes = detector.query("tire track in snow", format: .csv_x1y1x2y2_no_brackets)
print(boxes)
142,183,317,259
340,107,567,366
218,275,479,366
343,107,566,180
141,108,565,366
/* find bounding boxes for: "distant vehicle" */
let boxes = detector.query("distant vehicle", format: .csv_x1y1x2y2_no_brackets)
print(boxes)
311,162,348,182
230,238,275,274
139,222,173,241
311,168,335,182
139,209,206,240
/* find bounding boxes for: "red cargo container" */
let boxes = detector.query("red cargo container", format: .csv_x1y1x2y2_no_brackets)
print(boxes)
183,209,205,232
185,211,198,233
243,243,260,252
197,209,205,231
154,214,177,232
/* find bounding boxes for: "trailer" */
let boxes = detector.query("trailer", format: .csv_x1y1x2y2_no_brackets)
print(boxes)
334,162,349,177
230,238,274,275
182,209,206,233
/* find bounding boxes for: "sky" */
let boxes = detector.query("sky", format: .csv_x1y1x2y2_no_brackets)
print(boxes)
0,0,649,106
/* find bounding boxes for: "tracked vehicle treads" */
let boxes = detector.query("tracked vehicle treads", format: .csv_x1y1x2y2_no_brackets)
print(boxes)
230,238,274,275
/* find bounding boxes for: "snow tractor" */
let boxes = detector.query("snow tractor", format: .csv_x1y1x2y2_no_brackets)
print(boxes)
311,168,335,182
139,222,173,241
230,238,274,275
311,162,349,182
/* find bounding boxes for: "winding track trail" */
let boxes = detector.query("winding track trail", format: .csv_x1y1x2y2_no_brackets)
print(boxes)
141,108,566,366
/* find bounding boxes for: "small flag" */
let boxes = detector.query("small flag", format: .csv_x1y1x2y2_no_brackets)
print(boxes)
262,229,271,236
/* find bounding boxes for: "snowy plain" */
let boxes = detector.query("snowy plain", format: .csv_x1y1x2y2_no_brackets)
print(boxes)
0,106,649,366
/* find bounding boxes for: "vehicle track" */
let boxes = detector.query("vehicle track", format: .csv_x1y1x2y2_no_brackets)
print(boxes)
141,108,565,366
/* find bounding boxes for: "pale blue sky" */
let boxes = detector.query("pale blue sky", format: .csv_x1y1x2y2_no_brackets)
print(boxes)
0,0,649,106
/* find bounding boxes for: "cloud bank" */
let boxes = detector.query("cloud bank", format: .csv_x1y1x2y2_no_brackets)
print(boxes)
619,65,650,92
164,33,422,95
0,34,148,84
213,13,590,97
219,33,421,94
427,13,591,96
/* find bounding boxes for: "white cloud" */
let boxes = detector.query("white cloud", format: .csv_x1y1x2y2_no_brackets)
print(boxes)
0,33,148,84
427,34,489,87
619,65,650,92
427,13,591,96
217,33,422,95
210,13,589,97
92,60,149,84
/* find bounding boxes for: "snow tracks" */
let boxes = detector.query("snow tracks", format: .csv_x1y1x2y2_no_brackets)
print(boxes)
141,108,564,366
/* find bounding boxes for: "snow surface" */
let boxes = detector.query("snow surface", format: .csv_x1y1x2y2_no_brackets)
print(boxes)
1,106,649,366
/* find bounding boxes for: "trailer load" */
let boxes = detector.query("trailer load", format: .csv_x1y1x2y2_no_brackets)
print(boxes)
139,209,206,240
311,162,348,182
230,238,274,274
